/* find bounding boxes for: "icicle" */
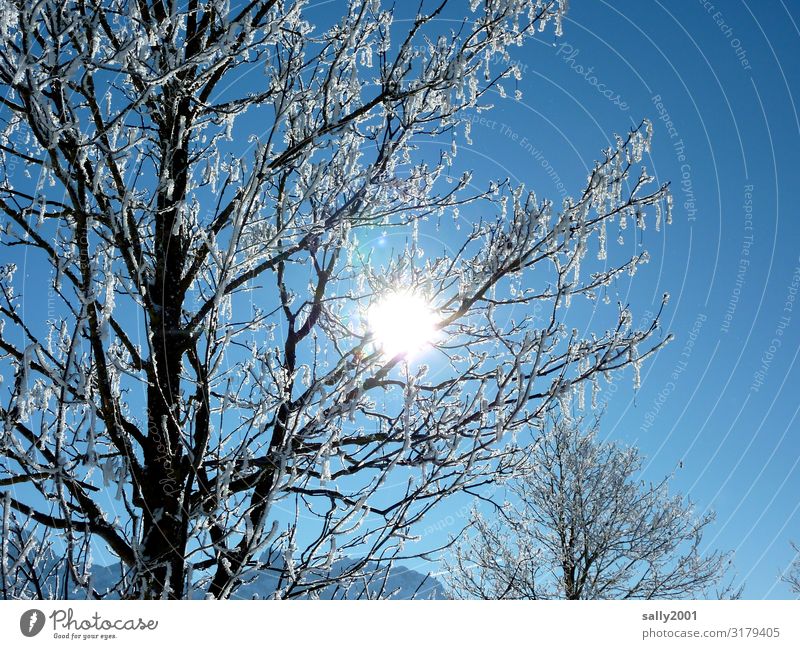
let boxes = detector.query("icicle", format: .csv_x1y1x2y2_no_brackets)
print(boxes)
598,219,607,260
320,444,331,484
591,372,600,409
403,376,416,453
631,344,642,390
493,365,507,441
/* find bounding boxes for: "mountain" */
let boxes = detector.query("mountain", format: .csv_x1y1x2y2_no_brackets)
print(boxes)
87,559,446,600
228,561,445,600
5,532,445,599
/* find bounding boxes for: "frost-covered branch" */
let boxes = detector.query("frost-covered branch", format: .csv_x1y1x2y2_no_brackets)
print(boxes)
784,542,800,595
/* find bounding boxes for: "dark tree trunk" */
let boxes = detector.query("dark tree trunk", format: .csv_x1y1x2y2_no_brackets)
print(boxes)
139,90,193,599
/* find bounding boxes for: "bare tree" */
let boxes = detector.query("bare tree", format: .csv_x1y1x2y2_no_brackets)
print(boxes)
446,419,735,599
0,0,671,599
783,543,800,595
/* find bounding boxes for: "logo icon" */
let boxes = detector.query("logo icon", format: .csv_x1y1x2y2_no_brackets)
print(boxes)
20,609,45,637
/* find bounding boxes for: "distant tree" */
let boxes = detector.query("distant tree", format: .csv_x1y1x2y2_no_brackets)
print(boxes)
0,0,671,599
446,419,735,599
784,543,800,595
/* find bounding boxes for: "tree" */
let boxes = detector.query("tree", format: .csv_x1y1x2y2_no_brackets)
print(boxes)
0,0,671,599
784,543,800,595
445,419,735,599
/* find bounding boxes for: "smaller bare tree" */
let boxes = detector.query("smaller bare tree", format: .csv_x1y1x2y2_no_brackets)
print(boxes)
783,543,800,595
445,418,736,599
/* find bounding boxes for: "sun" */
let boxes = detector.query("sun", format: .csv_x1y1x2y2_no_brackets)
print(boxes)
368,290,438,359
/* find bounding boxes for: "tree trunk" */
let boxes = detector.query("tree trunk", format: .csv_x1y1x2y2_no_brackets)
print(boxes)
139,92,193,599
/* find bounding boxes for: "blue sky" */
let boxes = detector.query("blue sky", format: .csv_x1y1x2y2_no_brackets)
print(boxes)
424,0,800,598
